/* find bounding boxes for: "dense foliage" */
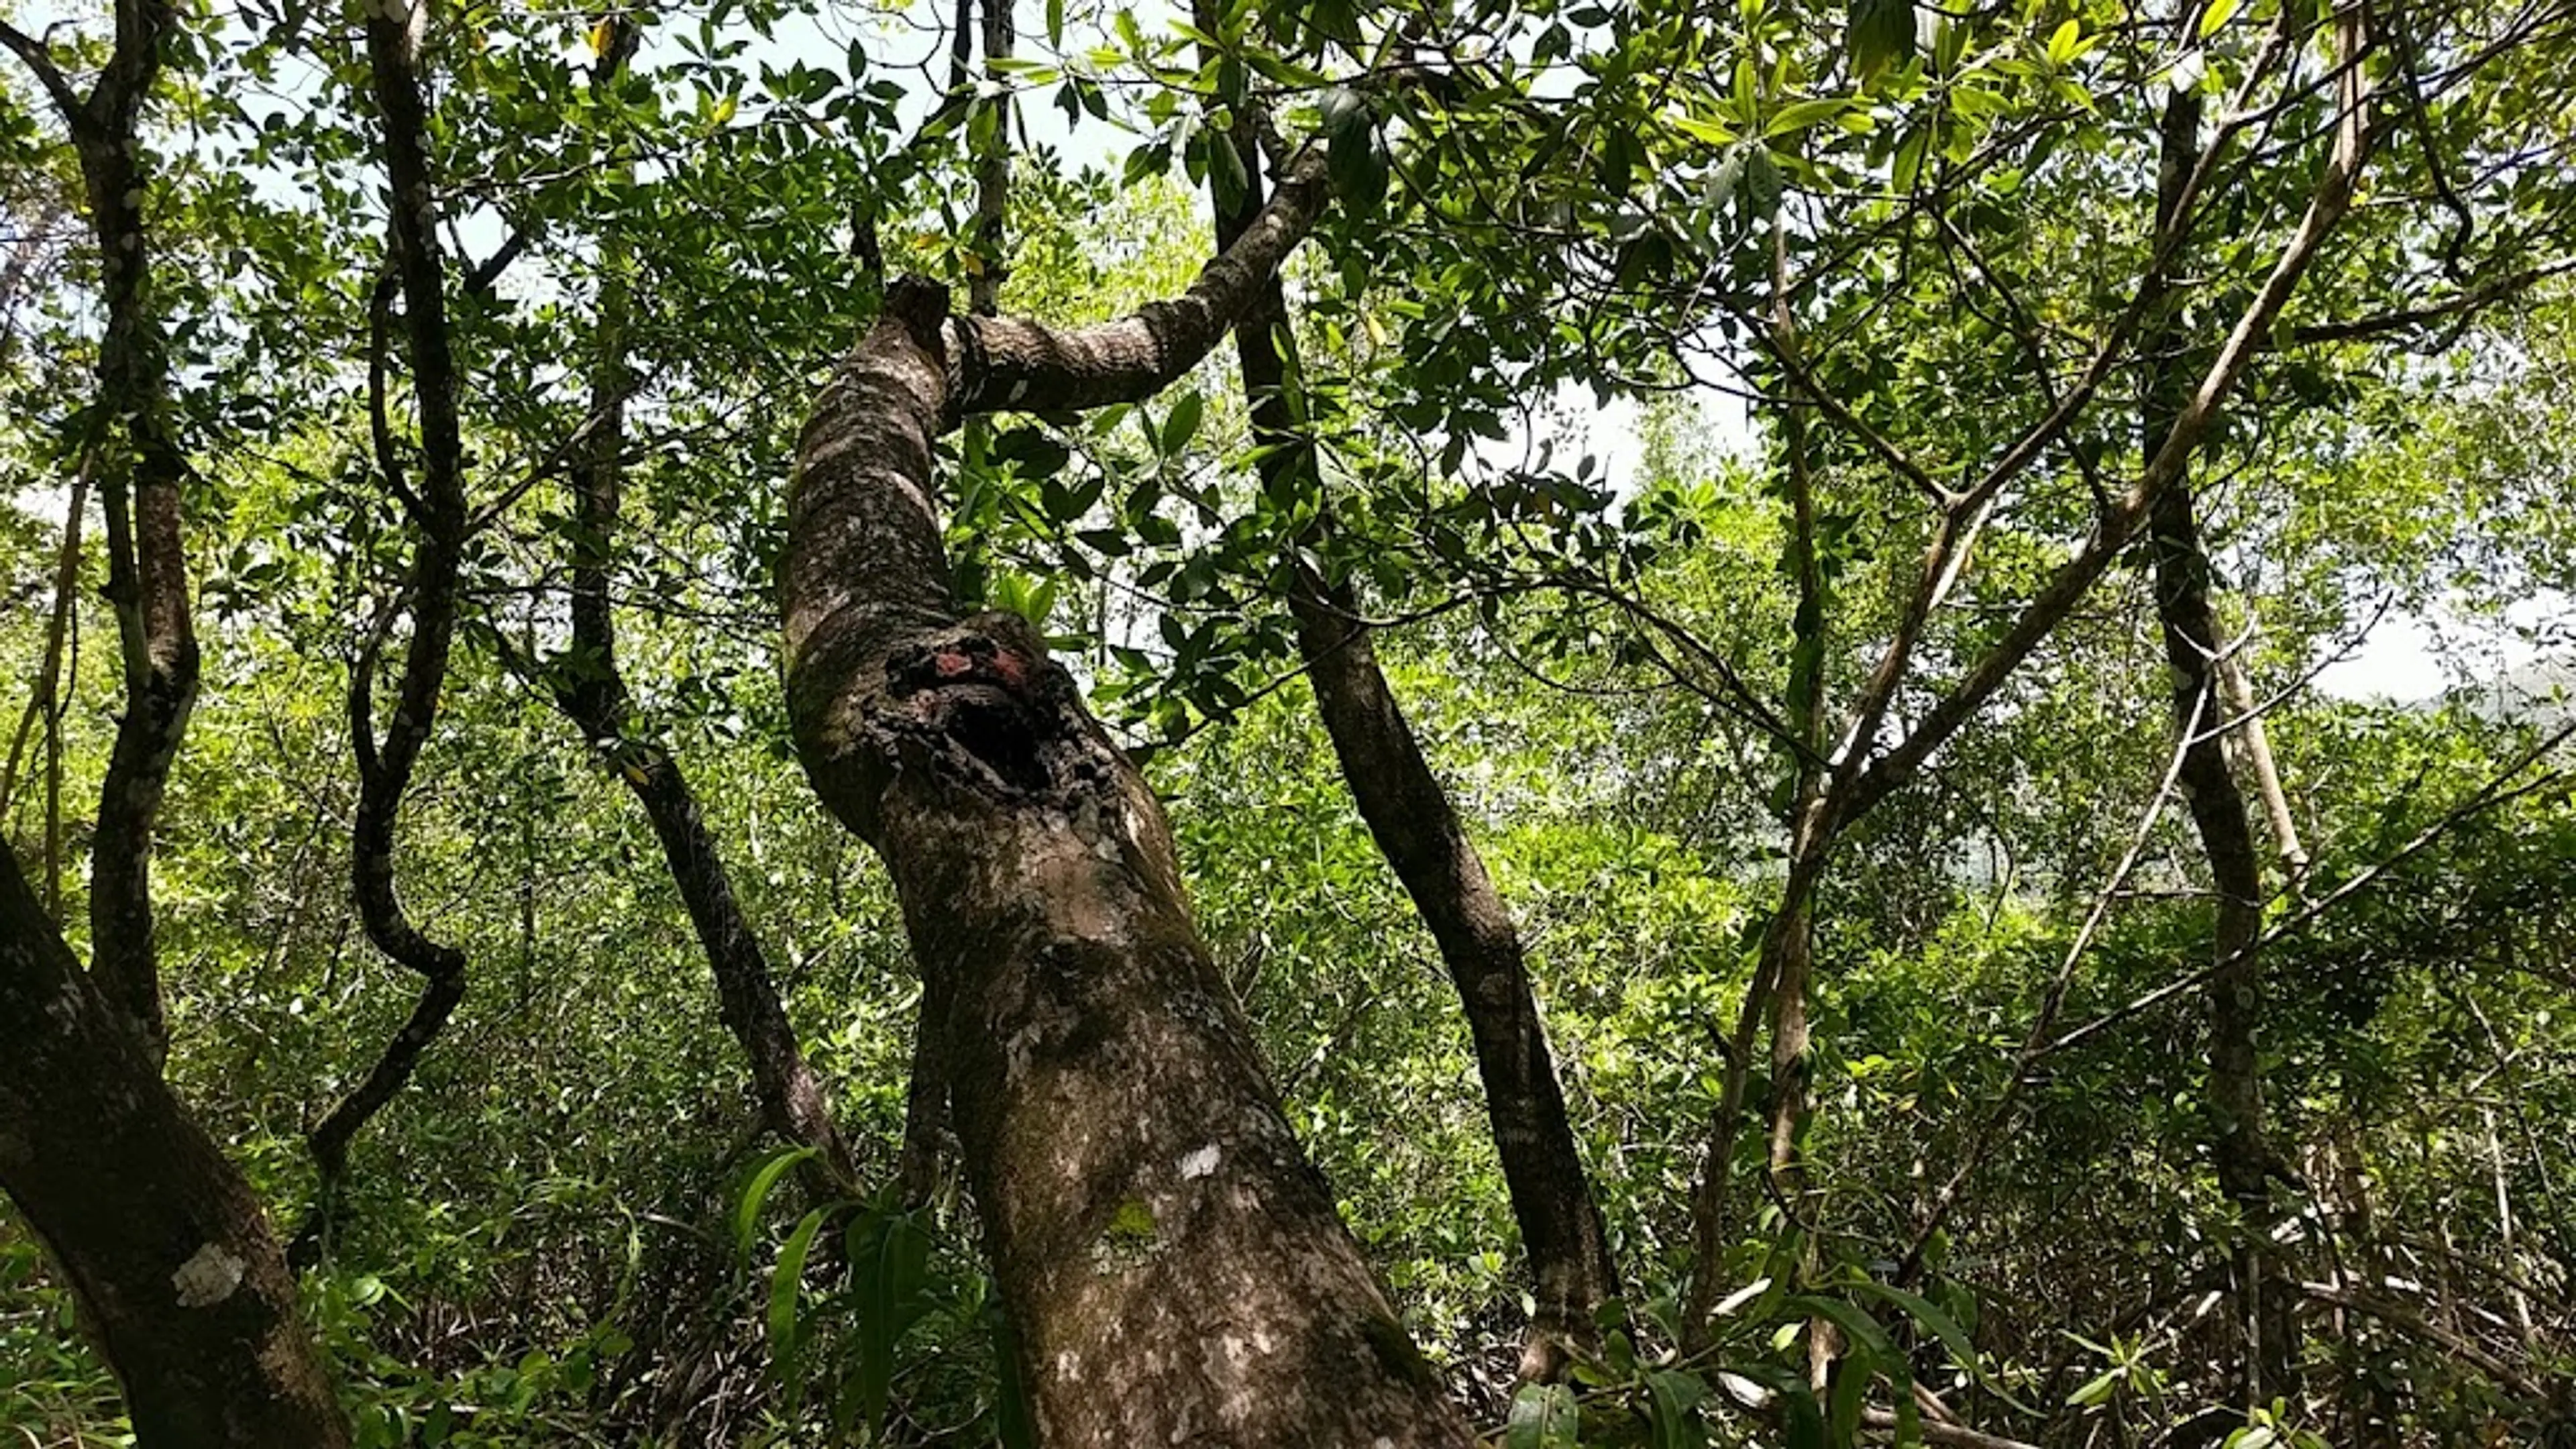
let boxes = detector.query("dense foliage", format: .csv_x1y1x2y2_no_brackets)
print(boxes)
3,0,2573,1442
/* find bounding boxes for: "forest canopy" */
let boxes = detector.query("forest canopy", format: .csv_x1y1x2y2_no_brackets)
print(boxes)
3,0,2574,1443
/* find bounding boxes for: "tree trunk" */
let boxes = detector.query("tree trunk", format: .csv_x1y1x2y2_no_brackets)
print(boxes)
72,61,201,1071
1198,105,1619,1381
782,168,1474,1438
2144,85,2301,1409
298,0,479,1258
1,842,350,1447
547,22,858,1195
1286,584,1623,1376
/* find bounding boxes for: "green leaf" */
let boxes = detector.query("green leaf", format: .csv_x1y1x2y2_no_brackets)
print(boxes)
2066,1368,2122,1407
1846,1281,2039,1415
1163,390,1205,455
733,1147,816,1258
1782,1295,1899,1364
990,1306,1038,1449
1503,1382,1582,1448
2045,18,2083,66
1848,0,1915,81
1646,1368,1709,1449
1671,113,1736,146
2198,0,2241,38
1327,107,1389,209
849,1209,934,1436
1743,146,1784,219
1764,97,1852,138
1318,85,1368,140
1827,1355,1869,1448
765,1207,827,1407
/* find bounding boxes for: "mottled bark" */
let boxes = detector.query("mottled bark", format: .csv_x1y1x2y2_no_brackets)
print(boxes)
300,0,474,1250
1197,110,1619,1378
2143,84,2301,1407
552,134,859,1193
1,842,350,1447
783,158,1474,1438
0,0,203,1066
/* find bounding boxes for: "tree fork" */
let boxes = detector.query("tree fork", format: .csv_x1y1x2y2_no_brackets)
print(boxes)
783,152,1474,1438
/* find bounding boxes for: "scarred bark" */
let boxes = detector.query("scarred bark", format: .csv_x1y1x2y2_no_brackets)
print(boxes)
1,843,350,1446
1199,111,1621,1378
783,156,1474,1441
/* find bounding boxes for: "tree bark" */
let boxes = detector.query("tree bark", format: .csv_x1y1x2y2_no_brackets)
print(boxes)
299,0,475,1253
552,103,860,1193
967,0,1010,317
1,841,350,1447
2216,654,2308,881
1197,115,1621,1378
2143,84,2301,1408
782,156,1474,1440
0,0,209,1067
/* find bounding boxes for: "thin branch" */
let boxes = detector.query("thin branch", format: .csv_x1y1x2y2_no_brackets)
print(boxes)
0,19,83,121
2039,722,2576,1062
1898,684,2208,1283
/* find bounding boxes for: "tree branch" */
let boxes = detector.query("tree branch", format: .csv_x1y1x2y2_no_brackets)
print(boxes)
1845,28,2375,819
0,19,84,121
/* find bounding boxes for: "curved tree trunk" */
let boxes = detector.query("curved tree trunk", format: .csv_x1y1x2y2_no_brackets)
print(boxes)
297,0,478,1260
0,15,343,1440
0,0,211,1068
782,157,1474,1439
1195,111,1621,1376
1,843,350,1447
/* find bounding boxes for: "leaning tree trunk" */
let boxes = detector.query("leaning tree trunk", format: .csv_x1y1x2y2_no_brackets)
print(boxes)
781,163,1474,1443
2145,84,2301,1407
1,843,350,1447
553,89,859,1191
1196,105,1621,1379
